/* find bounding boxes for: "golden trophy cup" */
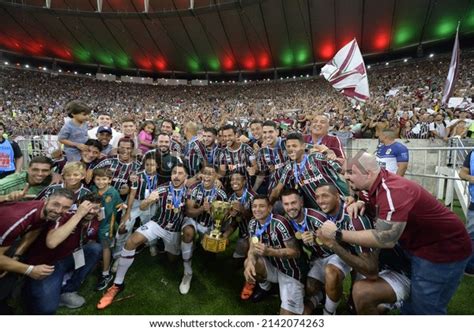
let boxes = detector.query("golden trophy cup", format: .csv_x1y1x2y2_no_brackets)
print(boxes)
202,200,231,253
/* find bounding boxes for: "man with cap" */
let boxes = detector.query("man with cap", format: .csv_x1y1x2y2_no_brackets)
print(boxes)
96,126,113,157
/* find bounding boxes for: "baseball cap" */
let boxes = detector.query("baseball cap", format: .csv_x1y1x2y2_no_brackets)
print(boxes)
97,126,112,134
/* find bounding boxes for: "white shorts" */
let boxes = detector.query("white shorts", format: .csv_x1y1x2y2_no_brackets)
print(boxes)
263,258,304,315
307,255,352,283
136,221,181,255
182,217,210,237
379,270,410,302
136,201,156,225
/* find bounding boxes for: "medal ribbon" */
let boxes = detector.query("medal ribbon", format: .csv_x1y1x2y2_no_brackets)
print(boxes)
293,154,308,186
270,138,282,164
145,174,157,191
202,185,217,202
169,183,185,209
254,213,273,239
291,208,308,233
238,186,248,206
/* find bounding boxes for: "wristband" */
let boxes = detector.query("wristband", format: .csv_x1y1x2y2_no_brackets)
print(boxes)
24,265,34,276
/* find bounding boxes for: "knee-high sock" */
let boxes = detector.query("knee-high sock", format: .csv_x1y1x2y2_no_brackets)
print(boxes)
181,241,193,275
114,248,135,285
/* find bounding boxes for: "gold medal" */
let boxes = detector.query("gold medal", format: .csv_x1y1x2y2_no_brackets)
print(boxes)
173,207,179,214
295,231,303,240
251,236,259,244
166,203,172,210
315,237,323,246
294,183,299,190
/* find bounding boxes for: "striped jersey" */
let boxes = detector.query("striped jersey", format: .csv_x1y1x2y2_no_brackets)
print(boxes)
220,143,256,179
248,214,307,282
325,203,374,255
35,183,91,210
183,137,207,177
228,187,257,239
151,183,188,233
256,138,288,188
82,157,104,171
186,183,227,228
205,145,223,170
170,139,183,155
288,208,334,259
279,152,349,209
131,171,160,201
94,156,141,191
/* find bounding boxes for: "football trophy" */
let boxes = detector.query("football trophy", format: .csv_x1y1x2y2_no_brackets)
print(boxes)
202,200,231,253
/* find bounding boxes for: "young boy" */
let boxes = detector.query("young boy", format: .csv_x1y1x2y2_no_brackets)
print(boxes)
81,139,104,185
91,168,124,291
58,101,91,162
36,161,91,210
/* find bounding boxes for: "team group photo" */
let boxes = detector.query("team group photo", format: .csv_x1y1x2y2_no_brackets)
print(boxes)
0,0,473,318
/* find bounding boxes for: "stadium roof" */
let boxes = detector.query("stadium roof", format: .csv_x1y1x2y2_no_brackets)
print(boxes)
0,0,473,75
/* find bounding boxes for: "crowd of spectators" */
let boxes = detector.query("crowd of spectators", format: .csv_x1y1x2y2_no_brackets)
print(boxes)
1,50,473,140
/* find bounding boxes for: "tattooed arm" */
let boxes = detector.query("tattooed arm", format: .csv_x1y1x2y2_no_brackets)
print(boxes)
255,238,301,259
321,218,406,249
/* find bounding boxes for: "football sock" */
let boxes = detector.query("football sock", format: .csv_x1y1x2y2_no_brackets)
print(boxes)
114,248,135,285
181,241,193,275
324,296,339,315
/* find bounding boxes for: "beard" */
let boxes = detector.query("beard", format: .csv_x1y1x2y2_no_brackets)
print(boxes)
43,208,60,221
285,209,300,220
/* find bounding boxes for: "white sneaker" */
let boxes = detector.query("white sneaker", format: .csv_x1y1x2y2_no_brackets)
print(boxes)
59,292,85,309
179,273,192,295
111,259,119,273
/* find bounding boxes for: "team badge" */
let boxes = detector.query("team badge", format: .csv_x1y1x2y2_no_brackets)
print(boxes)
105,196,112,203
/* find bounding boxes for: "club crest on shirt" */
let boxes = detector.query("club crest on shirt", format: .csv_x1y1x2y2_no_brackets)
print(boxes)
270,231,278,242
105,196,112,203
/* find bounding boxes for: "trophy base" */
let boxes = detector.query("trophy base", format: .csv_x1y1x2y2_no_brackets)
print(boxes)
202,234,227,253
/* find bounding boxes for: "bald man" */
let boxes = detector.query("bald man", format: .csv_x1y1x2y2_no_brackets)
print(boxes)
183,122,207,177
319,152,471,315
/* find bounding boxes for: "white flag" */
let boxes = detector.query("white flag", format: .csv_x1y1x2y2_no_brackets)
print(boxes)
321,39,369,102
442,23,460,106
